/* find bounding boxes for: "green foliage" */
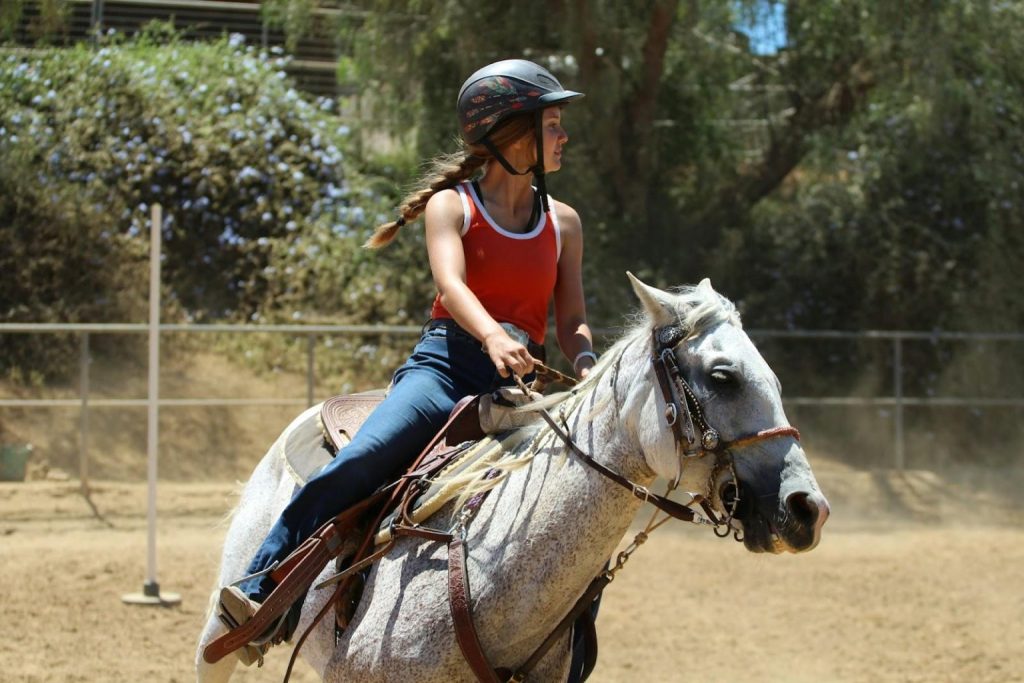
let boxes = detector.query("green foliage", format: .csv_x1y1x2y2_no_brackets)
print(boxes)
261,212,433,325
710,0,1024,449
328,1,1021,333
716,1,1024,331
0,26,437,383
0,0,25,41
0,30,393,321
261,0,319,53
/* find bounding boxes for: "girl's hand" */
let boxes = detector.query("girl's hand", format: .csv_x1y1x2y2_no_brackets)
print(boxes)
484,331,535,379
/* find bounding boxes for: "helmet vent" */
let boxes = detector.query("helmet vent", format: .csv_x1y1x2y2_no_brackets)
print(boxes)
535,73,559,88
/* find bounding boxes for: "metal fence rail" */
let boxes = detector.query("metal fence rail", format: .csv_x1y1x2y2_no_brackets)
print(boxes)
2,323,1024,472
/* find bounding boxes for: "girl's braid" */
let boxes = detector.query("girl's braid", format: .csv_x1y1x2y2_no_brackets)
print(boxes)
364,151,487,249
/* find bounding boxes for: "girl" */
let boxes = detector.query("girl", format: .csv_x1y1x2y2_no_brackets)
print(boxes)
220,58,597,666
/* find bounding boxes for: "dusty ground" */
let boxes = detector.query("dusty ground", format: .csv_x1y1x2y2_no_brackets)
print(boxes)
2,457,1023,683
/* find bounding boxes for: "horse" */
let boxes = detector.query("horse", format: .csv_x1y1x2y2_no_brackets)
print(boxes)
195,274,830,682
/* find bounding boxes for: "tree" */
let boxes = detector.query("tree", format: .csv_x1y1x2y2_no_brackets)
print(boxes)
318,1,1018,331
309,1,886,319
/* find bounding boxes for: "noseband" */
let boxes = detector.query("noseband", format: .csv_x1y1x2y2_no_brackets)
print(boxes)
525,323,800,537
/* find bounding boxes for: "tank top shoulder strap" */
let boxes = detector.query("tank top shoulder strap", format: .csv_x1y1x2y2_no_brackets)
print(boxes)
546,197,562,261
454,182,473,236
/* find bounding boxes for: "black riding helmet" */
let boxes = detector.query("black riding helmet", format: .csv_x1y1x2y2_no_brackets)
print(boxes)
457,59,583,213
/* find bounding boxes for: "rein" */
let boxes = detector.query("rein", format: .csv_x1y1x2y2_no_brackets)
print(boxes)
515,372,718,528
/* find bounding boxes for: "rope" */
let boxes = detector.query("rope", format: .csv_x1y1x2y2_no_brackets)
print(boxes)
510,364,680,584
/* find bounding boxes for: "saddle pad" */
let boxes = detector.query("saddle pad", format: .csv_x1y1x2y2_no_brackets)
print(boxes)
373,427,532,546
281,403,333,485
279,390,387,485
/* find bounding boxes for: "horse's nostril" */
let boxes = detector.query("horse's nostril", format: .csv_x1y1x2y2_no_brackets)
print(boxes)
786,491,819,527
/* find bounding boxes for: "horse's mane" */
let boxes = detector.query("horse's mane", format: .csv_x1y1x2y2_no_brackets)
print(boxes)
441,279,741,509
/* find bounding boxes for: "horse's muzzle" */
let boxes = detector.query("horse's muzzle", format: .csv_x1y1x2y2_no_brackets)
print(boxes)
722,480,829,554
783,490,830,552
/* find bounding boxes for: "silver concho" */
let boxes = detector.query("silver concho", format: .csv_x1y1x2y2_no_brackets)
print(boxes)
701,429,721,451
658,325,684,347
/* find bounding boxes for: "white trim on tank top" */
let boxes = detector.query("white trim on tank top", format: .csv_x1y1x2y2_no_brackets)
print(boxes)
454,184,472,236
548,200,563,261
463,181,548,240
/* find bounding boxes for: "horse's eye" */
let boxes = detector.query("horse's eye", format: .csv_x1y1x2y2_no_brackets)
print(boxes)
709,369,736,386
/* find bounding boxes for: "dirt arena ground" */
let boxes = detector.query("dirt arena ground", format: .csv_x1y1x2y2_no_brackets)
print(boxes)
2,459,1023,683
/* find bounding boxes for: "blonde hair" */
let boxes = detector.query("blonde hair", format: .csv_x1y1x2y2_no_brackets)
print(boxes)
364,113,536,249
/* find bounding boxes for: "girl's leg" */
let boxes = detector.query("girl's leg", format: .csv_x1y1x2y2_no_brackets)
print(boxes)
240,328,497,600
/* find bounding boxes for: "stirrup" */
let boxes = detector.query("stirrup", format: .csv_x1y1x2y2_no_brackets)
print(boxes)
217,586,287,666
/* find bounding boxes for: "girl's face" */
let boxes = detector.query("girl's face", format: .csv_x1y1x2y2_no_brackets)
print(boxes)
540,107,569,172
506,106,569,173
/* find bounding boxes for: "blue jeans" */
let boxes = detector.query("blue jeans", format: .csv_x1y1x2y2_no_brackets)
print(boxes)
241,323,507,601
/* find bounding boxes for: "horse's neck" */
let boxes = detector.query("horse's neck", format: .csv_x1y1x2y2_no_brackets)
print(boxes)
467,350,653,642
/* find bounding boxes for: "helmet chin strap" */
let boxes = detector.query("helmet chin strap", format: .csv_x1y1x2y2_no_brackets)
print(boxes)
533,110,551,214
480,111,551,214
481,138,532,177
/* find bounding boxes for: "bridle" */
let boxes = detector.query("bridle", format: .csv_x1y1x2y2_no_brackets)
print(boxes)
648,323,800,535
520,322,801,539
651,324,800,456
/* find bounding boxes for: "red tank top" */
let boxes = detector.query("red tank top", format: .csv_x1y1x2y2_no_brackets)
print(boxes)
430,181,561,343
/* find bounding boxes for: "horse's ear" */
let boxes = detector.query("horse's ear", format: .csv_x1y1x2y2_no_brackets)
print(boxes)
626,271,677,327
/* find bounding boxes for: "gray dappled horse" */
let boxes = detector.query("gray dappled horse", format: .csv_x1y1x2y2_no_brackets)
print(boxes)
196,274,829,682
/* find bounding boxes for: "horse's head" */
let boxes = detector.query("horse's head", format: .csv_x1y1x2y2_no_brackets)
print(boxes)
624,274,829,554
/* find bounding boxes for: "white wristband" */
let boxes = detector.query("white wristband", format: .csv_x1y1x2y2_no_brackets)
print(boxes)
573,351,598,370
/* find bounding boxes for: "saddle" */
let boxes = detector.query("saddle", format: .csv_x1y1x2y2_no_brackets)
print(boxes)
318,391,385,451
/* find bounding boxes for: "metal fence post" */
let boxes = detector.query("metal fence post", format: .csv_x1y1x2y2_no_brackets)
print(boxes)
90,0,105,42
893,336,904,470
122,203,180,606
79,332,90,488
306,333,316,407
